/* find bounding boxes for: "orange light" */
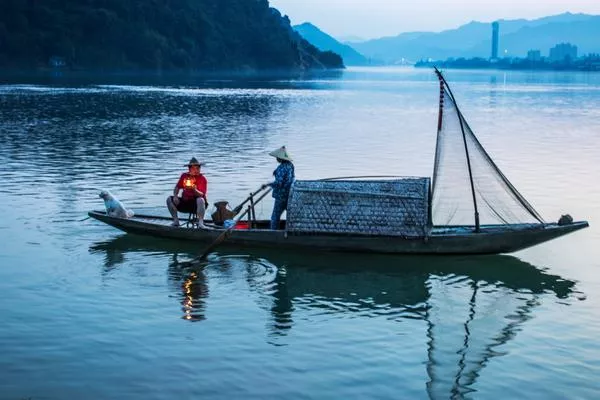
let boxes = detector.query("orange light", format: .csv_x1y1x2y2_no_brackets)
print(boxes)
184,178,194,188
183,278,193,320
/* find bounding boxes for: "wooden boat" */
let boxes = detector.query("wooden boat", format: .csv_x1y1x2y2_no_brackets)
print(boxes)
89,68,589,255
88,211,587,255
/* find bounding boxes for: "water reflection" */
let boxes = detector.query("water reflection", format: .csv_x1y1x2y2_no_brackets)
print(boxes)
425,275,537,399
167,255,209,322
250,250,578,399
489,75,498,108
267,267,294,336
91,237,209,321
0,69,345,88
89,236,578,398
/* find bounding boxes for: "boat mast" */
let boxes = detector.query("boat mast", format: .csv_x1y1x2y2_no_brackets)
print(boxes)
434,68,480,232
430,72,445,229
431,71,444,199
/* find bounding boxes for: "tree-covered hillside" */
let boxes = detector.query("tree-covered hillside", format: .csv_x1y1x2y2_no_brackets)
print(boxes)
294,23,370,66
0,0,343,71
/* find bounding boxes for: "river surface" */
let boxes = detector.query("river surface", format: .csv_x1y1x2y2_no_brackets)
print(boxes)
1,67,599,399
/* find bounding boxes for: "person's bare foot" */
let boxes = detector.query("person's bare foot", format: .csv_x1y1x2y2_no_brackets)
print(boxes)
196,222,215,230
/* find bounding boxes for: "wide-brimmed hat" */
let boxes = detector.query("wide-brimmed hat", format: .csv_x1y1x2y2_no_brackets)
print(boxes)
269,146,293,162
185,157,204,167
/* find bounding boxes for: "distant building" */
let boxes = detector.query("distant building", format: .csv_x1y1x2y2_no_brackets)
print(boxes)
49,56,66,68
549,43,578,62
580,53,600,71
527,50,541,62
491,21,499,60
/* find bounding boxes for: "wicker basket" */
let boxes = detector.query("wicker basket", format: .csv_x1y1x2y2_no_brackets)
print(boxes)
286,179,430,237
211,201,236,226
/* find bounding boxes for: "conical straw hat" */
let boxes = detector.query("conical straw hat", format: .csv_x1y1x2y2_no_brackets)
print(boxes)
269,146,293,162
184,157,204,167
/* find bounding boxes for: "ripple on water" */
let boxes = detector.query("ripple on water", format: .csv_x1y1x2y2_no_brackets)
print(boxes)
1,71,599,399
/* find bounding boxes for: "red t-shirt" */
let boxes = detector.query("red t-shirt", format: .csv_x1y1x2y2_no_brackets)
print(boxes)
176,173,207,201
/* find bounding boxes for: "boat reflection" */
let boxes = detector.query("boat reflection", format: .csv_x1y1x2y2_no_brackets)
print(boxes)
90,236,210,321
250,249,578,398
167,254,209,322
90,235,579,398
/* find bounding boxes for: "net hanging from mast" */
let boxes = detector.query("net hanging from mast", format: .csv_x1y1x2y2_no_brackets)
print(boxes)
431,70,544,227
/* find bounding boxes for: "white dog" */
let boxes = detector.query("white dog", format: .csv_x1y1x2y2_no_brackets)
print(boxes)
99,190,134,218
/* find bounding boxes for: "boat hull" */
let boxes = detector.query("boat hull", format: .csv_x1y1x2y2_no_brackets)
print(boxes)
88,211,588,255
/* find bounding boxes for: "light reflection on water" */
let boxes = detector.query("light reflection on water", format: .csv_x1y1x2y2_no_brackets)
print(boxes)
1,68,599,399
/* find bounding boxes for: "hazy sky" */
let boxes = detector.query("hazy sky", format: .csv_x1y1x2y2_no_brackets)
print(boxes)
269,0,600,39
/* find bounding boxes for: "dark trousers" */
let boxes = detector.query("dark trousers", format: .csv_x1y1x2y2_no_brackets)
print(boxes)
270,199,287,230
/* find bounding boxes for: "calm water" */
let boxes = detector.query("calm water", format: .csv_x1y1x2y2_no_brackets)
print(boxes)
1,67,599,399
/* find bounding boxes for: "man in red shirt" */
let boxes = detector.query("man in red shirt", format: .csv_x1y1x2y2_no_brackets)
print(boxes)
167,157,208,228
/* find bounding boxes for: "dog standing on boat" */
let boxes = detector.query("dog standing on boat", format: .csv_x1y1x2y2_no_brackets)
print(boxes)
99,190,134,218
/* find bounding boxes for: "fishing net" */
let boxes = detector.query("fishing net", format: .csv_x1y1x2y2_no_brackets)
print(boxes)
431,80,544,227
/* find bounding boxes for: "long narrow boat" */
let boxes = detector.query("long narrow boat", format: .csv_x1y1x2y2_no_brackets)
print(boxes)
88,211,587,254
89,69,589,255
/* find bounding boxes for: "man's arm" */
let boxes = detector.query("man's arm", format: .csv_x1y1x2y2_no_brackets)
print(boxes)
174,174,185,197
193,176,207,198
270,167,284,189
193,187,205,198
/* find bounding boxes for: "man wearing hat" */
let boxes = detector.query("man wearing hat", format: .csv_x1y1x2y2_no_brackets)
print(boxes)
167,157,208,228
262,146,295,230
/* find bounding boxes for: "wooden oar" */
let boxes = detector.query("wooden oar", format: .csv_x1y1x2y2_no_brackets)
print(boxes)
191,187,272,264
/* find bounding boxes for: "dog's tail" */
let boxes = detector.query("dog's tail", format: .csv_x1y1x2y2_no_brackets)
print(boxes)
126,209,135,218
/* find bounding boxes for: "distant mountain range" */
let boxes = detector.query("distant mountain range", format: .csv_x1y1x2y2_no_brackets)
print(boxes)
337,35,367,43
293,23,370,66
346,12,600,63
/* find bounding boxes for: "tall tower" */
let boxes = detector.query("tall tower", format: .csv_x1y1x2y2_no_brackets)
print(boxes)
491,21,499,60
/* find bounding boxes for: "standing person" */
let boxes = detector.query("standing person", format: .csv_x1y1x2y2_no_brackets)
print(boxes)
262,146,295,230
167,157,208,228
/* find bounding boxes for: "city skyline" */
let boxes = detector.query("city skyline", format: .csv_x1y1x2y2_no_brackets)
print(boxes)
269,0,600,39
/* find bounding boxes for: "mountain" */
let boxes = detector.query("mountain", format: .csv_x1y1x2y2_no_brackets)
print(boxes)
294,22,369,66
351,13,600,63
337,35,367,44
0,0,343,71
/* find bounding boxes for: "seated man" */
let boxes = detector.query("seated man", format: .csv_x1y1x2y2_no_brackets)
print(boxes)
167,157,208,228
